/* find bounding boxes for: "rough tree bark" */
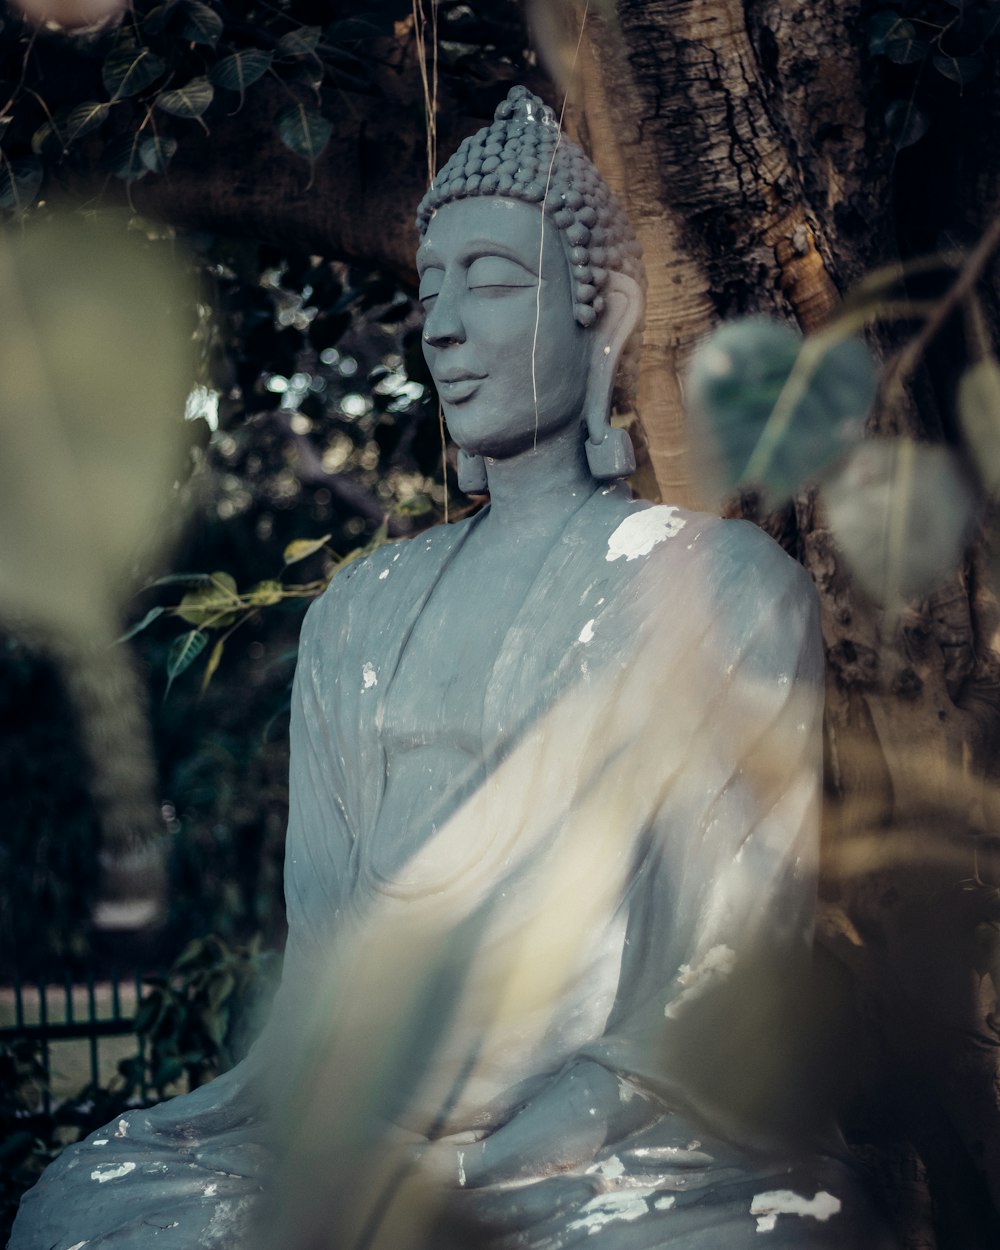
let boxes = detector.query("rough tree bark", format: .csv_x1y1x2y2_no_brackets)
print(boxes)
562,2,1000,1246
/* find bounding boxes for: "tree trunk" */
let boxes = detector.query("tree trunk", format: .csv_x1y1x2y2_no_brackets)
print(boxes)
557,1,1000,1245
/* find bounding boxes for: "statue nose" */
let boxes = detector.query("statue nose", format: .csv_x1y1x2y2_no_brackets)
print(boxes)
422,287,466,348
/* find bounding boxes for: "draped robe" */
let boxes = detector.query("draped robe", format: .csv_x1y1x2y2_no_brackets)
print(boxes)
12,490,896,1250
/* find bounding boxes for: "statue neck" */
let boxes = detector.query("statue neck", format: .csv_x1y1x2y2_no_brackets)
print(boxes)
478,424,598,535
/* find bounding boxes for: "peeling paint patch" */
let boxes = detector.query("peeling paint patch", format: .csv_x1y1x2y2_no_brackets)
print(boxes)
567,1189,657,1236
750,1190,841,1233
205,1182,218,1197
654,1196,677,1211
67,1242,90,1249
457,1151,466,1187
606,507,686,562
378,569,389,580
115,1118,128,1138
588,1155,625,1180
665,944,736,1019
91,1139,108,1146
362,662,377,690
91,1161,136,1183
578,619,595,644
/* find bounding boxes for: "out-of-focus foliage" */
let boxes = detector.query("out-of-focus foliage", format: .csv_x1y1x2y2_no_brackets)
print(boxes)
0,0,531,211
867,0,1000,151
0,215,192,641
130,933,278,1093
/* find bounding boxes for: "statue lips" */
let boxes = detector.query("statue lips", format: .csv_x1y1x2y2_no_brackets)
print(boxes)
435,370,486,404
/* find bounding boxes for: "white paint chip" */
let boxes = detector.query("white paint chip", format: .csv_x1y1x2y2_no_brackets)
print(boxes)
665,944,736,1019
91,1139,108,1146
578,619,595,644
567,1189,658,1236
362,662,377,690
750,1190,842,1234
378,569,389,580
457,1151,466,1187
654,1196,677,1211
606,507,686,562
91,1161,136,1183
67,1242,90,1249
205,1182,218,1197
115,1118,128,1138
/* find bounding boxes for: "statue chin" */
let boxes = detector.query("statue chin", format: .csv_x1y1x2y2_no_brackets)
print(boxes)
10,86,899,1250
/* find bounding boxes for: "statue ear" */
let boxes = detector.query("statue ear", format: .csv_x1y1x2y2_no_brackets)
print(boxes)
584,270,644,479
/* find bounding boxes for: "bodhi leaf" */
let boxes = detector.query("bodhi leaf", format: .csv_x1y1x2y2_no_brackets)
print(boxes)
201,637,225,690
180,1,223,47
210,49,272,100
106,133,148,182
275,103,331,161
823,440,973,606
283,534,331,565
247,579,283,605
0,156,43,211
276,25,321,57
885,100,929,149
59,102,112,146
686,317,877,507
958,357,1000,495
177,571,240,627
103,40,166,98
165,629,208,699
933,54,983,85
139,134,178,173
116,605,165,643
156,77,214,118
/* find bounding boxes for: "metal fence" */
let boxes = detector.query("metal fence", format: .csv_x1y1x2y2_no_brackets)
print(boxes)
0,970,149,1113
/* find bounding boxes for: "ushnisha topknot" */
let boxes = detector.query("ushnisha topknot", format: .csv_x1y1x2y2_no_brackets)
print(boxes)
416,85,645,400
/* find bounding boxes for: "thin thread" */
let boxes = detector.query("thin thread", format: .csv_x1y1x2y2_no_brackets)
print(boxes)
531,0,591,449
413,0,447,517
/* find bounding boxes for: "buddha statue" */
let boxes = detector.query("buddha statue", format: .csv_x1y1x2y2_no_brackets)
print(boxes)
11,87,897,1250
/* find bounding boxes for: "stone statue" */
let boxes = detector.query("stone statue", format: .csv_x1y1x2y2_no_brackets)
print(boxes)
11,87,897,1250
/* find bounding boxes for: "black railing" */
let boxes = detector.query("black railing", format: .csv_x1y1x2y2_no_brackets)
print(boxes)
0,970,149,1113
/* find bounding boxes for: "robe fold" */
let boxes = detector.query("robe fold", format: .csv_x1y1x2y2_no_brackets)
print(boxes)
11,491,896,1250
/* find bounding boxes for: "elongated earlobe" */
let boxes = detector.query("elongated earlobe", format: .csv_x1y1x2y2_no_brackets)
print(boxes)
584,271,644,481
457,448,488,493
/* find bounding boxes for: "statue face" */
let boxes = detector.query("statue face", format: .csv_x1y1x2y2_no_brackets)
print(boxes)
417,197,591,459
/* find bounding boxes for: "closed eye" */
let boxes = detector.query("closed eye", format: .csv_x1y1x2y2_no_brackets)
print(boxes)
467,255,537,293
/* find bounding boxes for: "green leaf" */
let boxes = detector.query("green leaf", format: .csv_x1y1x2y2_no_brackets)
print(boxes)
885,99,929,150
105,133,149,182
146,571,216,589
139,133,178,173
165,629,208,698
209,48,273,99
181,1,223,46
156,77,215,118
686,317,876,506
60,102,112,146
176,571,239,627
31,121,60,158
868,10,907,55
276,25,321,57
823,440,973,606
275,103,331,162
885,34,927,65
932,53,982,85
116,605,164,643
103,41,166,98
958,357,1000,495
283,533,331,565
247,578,283,605
0,156,42,211
201,636,224,690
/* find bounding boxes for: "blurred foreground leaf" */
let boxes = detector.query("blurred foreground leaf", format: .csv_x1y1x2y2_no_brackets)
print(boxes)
822,440,973,605
686,317,877,506
0,214,192,642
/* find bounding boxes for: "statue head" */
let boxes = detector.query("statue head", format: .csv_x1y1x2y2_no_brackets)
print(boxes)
415,86,645,486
